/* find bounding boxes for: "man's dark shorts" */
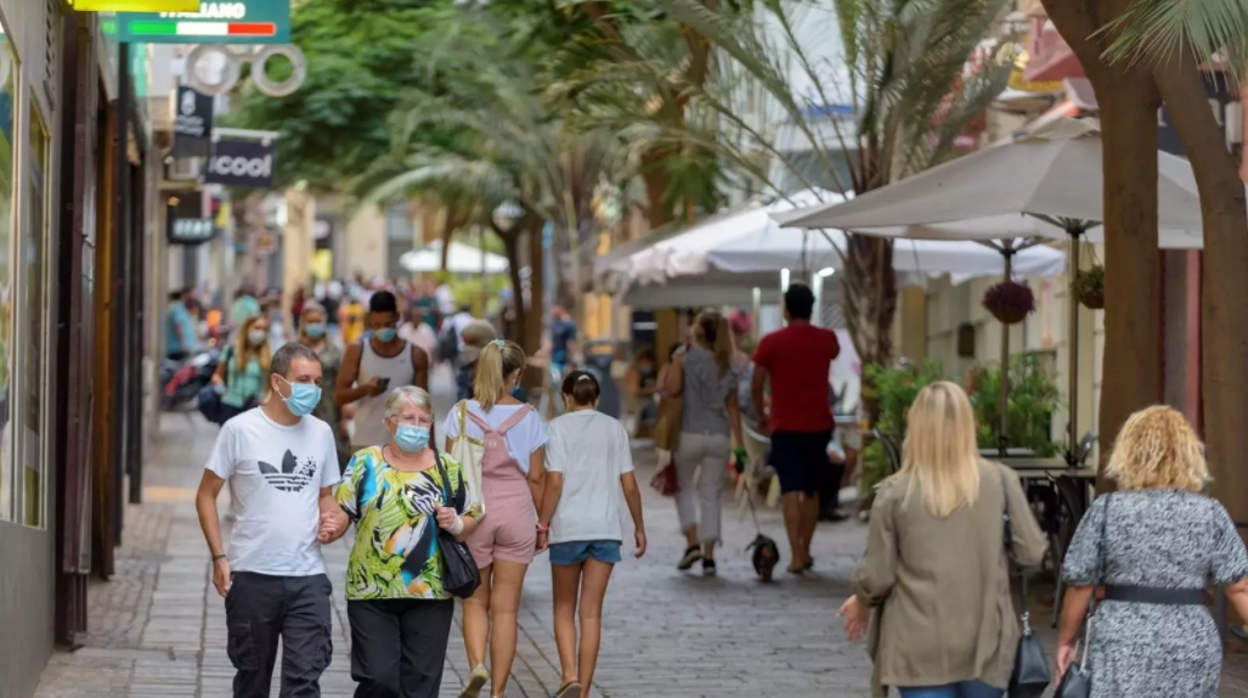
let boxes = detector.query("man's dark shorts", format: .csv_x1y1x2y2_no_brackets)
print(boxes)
769,429,833,496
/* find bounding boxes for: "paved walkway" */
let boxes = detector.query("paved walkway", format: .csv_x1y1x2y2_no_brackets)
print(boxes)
31,368,1248,697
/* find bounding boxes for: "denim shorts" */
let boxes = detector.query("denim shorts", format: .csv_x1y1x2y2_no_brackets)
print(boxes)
549,540,622,566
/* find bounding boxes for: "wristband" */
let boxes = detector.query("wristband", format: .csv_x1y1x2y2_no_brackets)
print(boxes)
212,553,227,562
448,515,464,537
536,523,550,534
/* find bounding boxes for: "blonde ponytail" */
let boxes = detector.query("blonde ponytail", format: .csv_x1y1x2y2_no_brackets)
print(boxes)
474,339,526,410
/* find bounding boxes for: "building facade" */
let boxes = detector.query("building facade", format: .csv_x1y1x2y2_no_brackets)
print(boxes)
0,4,154,696
0,1,68,693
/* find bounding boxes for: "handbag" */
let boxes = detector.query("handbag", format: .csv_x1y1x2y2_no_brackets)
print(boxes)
447,400,487,515
434,451,482,600
1056,494,1110,698
1002,471,1051,698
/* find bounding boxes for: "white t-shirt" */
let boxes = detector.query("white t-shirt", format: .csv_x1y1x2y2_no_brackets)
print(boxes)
442,401,547,474
205,408,342,577
544,410,635,544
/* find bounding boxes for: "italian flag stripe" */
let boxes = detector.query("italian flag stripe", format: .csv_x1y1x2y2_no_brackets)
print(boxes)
126,20,277,37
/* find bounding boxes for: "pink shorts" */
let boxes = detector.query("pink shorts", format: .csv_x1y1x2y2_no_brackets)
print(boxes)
467,511,537,568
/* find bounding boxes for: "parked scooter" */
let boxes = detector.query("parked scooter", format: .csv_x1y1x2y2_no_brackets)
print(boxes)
161,347,220,411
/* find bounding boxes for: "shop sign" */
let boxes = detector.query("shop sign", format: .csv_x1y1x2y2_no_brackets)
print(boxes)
171,86,213,157
112,0,291,44
204,138,276,189
169,218,216,244
76,1,200,10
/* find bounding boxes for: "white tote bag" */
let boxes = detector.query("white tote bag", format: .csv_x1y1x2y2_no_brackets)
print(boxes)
448,400,487,515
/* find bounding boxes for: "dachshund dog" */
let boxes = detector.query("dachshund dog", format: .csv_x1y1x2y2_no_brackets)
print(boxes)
747,533,780,582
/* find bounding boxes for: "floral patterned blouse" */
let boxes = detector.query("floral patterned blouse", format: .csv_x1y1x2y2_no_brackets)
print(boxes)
336,447,481,600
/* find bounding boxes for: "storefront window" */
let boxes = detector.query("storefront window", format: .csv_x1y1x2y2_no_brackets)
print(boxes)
20,100,48,528
0,31,15,523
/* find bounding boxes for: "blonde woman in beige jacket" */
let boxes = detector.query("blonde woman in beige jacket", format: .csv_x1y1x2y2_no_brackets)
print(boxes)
839,381,1047,698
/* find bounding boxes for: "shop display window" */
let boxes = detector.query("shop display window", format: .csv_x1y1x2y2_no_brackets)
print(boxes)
0,29,16,524
19,100,49,529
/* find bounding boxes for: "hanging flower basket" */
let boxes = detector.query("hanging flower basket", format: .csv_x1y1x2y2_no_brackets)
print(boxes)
982,280,1035,325
1073,264,1105,310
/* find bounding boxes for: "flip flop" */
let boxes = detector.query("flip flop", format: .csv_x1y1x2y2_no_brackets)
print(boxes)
554,681,583,698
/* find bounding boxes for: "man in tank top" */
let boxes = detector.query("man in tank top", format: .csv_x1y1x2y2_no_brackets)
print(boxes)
335,290,430,453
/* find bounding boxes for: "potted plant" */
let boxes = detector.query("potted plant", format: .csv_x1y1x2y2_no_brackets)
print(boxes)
1073,264,1105,310
982,280,1035,325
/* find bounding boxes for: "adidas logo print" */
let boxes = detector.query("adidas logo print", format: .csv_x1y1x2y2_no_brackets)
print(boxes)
259,449,316,493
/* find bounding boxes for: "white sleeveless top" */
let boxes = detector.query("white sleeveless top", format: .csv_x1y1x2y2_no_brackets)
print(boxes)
351,339,415,447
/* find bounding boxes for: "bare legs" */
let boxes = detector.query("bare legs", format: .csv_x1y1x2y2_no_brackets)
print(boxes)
783,491,820,572
488,560,529,696
552,559,615,696
460,560,531,697
463,566,492,670
552,564,582,688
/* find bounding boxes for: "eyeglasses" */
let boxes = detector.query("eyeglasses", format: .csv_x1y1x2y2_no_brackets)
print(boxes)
391,416,434,428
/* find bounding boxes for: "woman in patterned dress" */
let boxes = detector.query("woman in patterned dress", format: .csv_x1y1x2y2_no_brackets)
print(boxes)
1058,405,1248,698
336,387,482,698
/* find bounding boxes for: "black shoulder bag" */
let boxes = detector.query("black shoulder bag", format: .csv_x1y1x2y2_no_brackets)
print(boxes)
1056,494,1110,698
1003,470,1051,698
435,450,482,599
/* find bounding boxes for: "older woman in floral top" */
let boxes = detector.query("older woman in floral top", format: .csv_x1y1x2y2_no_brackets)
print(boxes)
336,386,482,698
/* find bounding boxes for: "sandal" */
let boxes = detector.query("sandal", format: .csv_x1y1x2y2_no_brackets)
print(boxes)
553,682,583,698
677,545,702,570
459,665,489,698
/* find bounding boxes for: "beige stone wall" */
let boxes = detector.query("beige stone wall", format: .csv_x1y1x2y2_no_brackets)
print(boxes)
341,203,387,279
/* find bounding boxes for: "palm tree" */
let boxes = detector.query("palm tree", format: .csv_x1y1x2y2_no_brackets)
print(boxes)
1041,0,1248,511
643,0,1015,414
361,30,631,351
548,1,745,227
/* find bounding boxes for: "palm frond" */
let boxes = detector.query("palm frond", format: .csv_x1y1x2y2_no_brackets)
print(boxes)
1102,0,1248,80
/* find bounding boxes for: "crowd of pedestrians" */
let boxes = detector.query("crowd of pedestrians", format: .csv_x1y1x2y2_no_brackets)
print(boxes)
193,277,633,698
185,272,1248,698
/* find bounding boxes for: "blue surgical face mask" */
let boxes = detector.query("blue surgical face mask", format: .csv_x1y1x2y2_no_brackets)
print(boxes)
375,327,398,342
279,376,322,417
304,323,326,339
394,424,431,453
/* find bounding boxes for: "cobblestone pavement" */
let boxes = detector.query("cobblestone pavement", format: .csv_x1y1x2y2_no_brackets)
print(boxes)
31,367,1248,698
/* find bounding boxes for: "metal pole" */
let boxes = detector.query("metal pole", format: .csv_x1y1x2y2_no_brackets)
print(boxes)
1067,228,1083,465
998,248,1013,453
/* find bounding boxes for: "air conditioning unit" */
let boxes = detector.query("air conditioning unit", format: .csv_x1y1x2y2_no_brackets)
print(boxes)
167,156,202,182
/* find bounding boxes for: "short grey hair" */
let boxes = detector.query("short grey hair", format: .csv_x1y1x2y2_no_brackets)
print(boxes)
384,386,433,419
271,342,320,378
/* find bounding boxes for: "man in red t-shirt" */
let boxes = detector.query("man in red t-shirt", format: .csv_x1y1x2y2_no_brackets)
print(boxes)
751,283,840,574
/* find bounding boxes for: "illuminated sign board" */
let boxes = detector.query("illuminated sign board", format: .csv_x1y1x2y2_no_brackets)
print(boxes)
108,0,291,44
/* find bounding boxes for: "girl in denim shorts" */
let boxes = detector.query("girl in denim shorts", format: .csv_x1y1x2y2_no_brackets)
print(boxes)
537,370,647,698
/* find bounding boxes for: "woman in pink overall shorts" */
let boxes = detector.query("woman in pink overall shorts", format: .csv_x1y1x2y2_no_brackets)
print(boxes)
444,340,548,698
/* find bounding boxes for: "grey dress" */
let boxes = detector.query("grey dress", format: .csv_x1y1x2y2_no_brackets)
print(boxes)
1062,490,1248,698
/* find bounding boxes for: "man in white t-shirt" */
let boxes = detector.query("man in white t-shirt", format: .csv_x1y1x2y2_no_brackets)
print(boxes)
195,342,350,698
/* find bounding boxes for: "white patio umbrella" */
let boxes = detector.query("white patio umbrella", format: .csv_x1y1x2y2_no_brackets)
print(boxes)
399,240,509,274
625,189,1066,284
771,117,1210,452
708,225,1066,280
772,118,1204,236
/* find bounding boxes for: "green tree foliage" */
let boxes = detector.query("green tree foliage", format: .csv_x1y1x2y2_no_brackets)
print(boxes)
227,0,442,190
